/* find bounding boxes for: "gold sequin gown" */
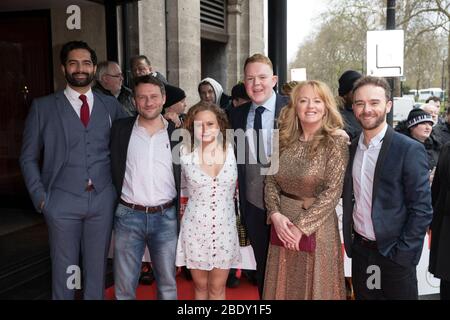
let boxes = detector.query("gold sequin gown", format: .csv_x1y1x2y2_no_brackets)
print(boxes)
263,136,349,300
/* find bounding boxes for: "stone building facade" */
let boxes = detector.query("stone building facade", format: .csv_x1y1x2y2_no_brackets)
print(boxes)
0,0,265,208
134,0,265,105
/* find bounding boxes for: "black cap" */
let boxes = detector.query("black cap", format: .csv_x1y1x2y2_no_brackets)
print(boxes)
406,108,434,128
231,83,250,100
338,70,362,96
163,84,186,109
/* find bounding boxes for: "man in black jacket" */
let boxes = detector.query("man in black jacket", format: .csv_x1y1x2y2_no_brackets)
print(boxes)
433,107,450,145
343,76,432,300
338,70,363,140
110,75,181,299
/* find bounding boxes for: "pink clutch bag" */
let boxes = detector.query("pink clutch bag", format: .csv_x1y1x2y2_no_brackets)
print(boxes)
270,224,316,252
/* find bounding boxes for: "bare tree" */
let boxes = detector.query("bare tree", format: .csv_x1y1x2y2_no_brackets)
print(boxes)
289,0,449,96
397,0,449,97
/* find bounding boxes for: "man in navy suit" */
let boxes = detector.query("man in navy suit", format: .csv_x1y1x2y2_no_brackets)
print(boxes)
228,54,289,297
20,41,126,299
342,76,433,300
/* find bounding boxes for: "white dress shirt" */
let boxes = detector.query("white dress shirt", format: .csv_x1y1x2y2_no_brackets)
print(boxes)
246,90,277,159
121,116,177,206
64,86,94,117
352,124,388,241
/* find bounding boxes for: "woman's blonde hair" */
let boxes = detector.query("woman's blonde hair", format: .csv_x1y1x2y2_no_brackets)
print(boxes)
278,80,344,154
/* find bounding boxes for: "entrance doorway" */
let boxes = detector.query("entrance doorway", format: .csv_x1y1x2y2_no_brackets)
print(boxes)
0,10,53,209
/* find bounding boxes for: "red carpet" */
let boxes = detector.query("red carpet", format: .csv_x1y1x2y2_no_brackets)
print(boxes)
105,270,260,300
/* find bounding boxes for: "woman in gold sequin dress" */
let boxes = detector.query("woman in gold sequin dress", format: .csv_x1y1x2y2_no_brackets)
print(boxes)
263,80,349,300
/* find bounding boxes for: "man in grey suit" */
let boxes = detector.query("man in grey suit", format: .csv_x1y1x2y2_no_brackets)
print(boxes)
20,41,126,299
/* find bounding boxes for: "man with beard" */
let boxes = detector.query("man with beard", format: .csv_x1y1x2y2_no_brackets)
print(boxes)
20,41,127,299
342,76,433,300
110,75,180,300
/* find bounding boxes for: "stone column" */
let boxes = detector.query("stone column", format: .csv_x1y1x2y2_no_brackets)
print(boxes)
138,0,167,78
166,0,201,107
248,0,265,55
226,0,243,90
234,0,264,83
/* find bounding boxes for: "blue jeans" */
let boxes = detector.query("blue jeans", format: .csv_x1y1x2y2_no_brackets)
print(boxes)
113,203,178,300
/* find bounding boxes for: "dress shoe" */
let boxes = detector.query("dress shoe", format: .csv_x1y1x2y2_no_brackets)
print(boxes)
183,266,192,281
226,269,240,288
242,269,257,286
139,263,155,285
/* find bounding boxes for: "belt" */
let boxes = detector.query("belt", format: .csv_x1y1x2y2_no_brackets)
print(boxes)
280,191,315,210
280,190,302,200
353,231,378,250
119,199,175,214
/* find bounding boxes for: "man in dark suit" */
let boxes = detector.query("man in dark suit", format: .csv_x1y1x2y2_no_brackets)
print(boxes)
110,75,181,300
338,70,363,140
342,76,433,300
228,53,289,297
19,41,126,299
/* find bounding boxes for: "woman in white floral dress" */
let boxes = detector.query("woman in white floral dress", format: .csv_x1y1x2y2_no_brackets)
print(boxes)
176,102,241,300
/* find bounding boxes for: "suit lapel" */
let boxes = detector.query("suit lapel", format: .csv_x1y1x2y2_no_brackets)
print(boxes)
120,117,135,164
93,92,114,126
88,93,104,128
372,126,394,208
167,121,181,178
54,91,71,160
274,94,288,127
344,135,359,205
349,135,359,167
239,102,251,130
167,121,178,151
342,135,360,254
164,122,181,213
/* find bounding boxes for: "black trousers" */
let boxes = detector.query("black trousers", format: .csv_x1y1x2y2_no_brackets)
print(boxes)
441,279,450,300
351,240,418,300
243,201,270,298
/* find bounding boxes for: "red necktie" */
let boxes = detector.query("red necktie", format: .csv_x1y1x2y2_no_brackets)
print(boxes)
79,94,90,127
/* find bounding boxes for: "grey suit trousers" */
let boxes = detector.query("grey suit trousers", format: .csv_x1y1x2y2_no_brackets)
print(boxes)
43,184,116,300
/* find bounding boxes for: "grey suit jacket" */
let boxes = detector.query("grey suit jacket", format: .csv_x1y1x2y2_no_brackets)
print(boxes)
19,90,127,212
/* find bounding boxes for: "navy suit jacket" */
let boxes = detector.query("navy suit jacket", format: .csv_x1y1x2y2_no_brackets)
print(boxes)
228,93,289,219
342,125,433,267
19,90,127,212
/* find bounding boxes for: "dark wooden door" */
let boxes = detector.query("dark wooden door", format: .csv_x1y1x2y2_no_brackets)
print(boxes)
0,10,53,208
